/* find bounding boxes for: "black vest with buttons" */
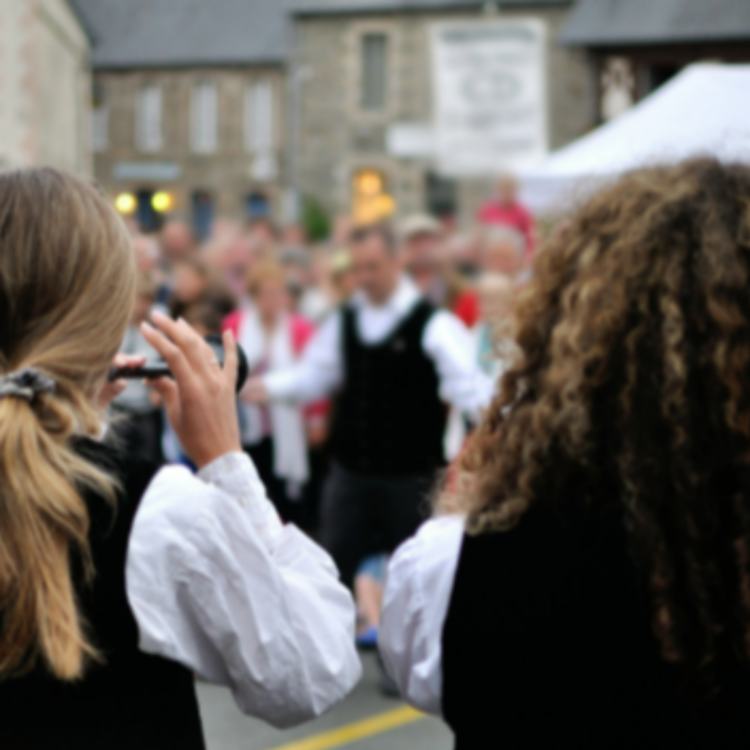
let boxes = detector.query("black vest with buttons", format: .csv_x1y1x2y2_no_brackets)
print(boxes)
331,298,447,476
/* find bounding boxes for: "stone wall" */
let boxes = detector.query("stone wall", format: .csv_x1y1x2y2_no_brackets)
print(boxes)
294,5,592,224
93,66,285,221
0,0,91,175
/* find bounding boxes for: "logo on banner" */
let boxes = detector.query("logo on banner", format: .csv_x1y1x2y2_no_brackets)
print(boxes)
431,20,549,176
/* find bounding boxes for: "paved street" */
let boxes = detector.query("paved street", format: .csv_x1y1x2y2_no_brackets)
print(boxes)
197,653,453,750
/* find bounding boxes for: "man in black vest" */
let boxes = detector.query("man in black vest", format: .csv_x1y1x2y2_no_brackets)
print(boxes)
244,225,491,589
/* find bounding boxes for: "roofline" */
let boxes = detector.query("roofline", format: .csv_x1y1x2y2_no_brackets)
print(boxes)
65,0,97,43
91,58,287,71
563,33,750,48
291,1,572,17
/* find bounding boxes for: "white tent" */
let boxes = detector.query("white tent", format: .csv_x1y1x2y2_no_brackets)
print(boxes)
520,64,750,215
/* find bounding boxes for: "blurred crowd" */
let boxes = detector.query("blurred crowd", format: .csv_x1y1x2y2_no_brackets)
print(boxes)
112,174,535,645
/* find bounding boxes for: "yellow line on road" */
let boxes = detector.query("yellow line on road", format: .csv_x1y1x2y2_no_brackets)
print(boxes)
264,706,426,750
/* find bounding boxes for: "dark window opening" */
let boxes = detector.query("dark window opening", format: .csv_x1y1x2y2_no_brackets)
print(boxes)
92,83,105,108
361,34,388,110
425,172,457,220
245,191,270,219
192,190,215,242
136,190,161,232
647,64,681,93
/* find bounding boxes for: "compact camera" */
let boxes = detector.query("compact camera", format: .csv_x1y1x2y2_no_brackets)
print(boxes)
108,334,249,394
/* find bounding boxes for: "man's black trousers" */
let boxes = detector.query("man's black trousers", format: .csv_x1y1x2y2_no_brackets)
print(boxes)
319,463,434,590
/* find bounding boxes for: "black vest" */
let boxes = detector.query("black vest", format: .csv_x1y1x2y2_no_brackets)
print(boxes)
331,299,447,476
442,508,750,750
0,440,204,750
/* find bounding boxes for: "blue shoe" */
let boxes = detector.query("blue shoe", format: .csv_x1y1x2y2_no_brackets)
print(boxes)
356,626,379,650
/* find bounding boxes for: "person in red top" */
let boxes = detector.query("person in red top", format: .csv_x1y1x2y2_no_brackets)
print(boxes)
477,173,537,259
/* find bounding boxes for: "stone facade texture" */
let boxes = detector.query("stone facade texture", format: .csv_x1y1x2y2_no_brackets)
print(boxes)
89,4,593,226
294,6,591,223
0,0,91,175
93,66,285,221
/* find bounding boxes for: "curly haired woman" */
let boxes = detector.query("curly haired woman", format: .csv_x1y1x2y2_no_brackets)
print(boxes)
380,159,750,748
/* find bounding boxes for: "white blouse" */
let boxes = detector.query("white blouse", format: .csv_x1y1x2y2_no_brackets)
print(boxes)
125,452,362,729
379,515,466,716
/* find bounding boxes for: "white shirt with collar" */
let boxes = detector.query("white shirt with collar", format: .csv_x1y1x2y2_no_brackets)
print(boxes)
263,275,493,421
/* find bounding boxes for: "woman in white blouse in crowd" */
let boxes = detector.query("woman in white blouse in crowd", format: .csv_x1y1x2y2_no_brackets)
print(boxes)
224,260,323,525
0,168,359,749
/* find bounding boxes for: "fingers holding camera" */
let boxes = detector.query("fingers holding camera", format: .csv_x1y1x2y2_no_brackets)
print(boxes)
141,313,242,468
98,353,147,411
147,312,204,382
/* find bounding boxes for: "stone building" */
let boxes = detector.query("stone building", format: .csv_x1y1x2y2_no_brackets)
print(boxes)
73,0,288,234
562,0,750,123
67,0,750,232
0,0,92,176
289,0,591,223
75,0,593,230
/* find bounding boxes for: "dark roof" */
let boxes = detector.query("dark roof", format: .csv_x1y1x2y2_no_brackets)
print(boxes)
292,0,571,16
562,0,750,46
72,0,288,69
65,0,96,43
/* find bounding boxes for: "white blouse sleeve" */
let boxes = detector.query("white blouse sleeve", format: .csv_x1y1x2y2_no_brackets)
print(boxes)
422,311,495,423
379,514,465,717
125,453,362,729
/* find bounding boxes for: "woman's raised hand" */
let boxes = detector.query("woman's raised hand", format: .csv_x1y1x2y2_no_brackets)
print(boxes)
141,312,242,468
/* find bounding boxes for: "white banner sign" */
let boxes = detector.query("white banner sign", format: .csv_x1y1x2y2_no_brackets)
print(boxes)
431,19,548,176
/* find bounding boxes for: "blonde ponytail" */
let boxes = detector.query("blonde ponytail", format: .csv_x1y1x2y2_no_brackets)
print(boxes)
0,169,135,679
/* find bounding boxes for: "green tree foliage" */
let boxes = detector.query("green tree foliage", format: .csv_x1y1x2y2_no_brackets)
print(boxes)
302,196,331,242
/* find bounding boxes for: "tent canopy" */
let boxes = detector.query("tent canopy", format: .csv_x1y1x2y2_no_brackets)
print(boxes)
520,64,750,215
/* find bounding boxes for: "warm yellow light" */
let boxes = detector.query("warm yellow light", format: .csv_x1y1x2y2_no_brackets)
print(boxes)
373,194,395,217
115,193,137,214
151,191,174,213
355,171,383,197
353,193,396,224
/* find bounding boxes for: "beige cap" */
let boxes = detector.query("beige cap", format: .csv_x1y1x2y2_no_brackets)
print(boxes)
330,249,352,276
400,214,441,240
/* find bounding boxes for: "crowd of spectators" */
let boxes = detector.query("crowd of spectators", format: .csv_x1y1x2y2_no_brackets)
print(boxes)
112,174,534,644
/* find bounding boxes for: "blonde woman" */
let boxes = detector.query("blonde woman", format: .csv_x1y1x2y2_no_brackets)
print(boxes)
0,169,360,748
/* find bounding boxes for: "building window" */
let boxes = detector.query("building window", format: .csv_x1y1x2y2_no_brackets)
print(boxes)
135,190,161,232
245,191,270,219
245,80,275,152
136,85,163,152
192,190,215,241
91,84,108,153
425,172,457,220
191,82,218,154
360,33,388,110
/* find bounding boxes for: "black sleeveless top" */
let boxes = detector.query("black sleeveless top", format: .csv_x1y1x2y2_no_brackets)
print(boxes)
442,508,750,749
331,299,447,476
0,440,205,750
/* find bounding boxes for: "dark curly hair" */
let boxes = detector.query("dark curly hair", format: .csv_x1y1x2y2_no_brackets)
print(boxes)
452,158,750,689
